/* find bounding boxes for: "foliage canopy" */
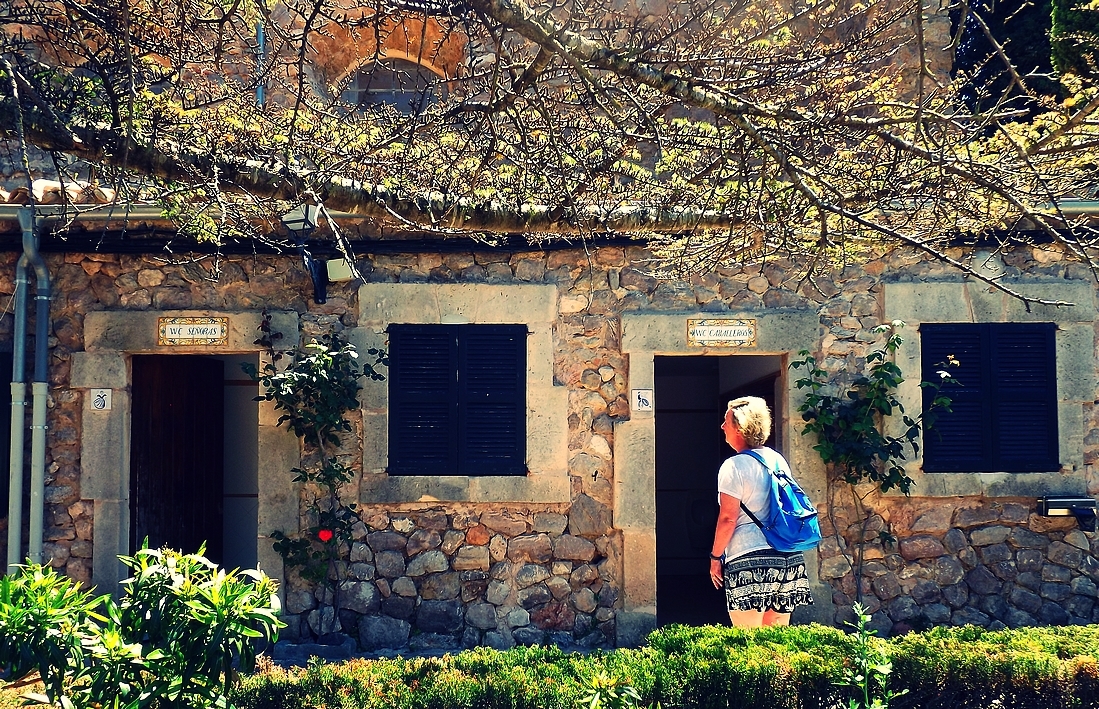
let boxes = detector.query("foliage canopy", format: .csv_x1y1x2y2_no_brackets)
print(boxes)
2,0,1099,295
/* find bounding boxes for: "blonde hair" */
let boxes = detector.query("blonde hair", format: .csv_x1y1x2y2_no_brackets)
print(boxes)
727,396,772,448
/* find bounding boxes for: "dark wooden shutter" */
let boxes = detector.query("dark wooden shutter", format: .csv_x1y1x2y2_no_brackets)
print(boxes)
388,325,459,475
458,325,527,475
921,324,991,472
990,323,1058,471
921,322,1058,473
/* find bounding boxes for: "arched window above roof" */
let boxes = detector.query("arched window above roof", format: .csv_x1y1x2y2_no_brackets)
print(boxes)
341,58,446,115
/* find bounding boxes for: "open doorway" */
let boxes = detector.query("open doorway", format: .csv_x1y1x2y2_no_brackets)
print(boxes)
654,354,784,626
129,354,258,568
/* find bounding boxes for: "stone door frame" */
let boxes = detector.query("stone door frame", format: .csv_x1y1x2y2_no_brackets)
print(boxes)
72,310,300,593
612,310,829,644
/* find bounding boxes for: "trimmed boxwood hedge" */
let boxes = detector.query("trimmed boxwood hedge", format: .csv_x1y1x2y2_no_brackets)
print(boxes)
224,624,1099,709
5,623,1099,709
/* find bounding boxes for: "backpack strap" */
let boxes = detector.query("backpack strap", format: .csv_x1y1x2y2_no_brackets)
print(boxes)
737,449,773,529
738,500,765,529
740,448,772,472
743,448,794,483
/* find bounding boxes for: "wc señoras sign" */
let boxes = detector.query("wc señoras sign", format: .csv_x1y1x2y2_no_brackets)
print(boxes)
158,317,229,346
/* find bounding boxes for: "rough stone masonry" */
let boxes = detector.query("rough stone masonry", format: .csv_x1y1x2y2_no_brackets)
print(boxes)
1,238,1096,654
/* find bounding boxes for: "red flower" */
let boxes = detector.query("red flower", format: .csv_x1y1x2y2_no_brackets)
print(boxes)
317,529,334,543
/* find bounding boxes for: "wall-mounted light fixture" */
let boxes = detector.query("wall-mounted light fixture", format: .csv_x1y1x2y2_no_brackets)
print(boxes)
1037,496,1097,532
281,204,327,304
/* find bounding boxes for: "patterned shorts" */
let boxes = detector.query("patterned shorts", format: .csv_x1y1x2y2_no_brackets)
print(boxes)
723,549,814,614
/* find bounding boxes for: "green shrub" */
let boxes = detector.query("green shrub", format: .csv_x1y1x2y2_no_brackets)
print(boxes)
0,561,105,700
230,623,1099,709
1051,0,1099,76
887,625,1099,709
247,326,386,589
644,624,848,708
0,548,282,709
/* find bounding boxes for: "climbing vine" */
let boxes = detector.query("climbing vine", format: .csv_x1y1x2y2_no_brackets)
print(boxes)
791,321,957,604
244,316,387,586
791,321,957,496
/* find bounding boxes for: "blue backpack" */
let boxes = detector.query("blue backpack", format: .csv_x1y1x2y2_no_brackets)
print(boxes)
738,449,821,552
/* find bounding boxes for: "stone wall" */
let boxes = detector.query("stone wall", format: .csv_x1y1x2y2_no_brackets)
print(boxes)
822,496,1099,634
809,248,1099,636
278,505,620,652
1,239,1097,653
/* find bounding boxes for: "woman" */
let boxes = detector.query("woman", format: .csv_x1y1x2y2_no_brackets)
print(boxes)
709,396,813,627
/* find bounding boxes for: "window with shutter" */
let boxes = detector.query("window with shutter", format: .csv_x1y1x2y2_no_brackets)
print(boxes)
389,324,527,476
921,322,1058,473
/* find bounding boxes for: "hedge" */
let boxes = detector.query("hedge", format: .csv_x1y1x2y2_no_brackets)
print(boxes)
228,624,1099,709
5,623,1099,709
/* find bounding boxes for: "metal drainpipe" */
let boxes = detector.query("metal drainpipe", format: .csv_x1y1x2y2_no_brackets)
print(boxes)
256,21,265,106
5,250,28,574
14,207,50,566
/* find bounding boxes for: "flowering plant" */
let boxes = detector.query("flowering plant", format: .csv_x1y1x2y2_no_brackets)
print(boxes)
248,323,387,588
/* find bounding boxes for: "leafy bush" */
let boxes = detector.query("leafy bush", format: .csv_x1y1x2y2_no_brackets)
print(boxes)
245,331,384,449
0,547,282,709
246,326,387,587
13,617,1096,709
792,321,956,496
0,562,104,700
1051,0,1099,77
227,623,1099,709
886,625,1099,709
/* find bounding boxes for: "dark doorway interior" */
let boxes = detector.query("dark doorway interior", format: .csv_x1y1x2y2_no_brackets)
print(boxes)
130,356,225,563
654,354,782,626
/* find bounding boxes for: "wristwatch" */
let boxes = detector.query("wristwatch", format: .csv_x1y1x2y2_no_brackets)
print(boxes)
709,552,724,561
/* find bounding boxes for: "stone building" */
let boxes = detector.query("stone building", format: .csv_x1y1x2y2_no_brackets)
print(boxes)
2,0,1095,657
0,194,1097,654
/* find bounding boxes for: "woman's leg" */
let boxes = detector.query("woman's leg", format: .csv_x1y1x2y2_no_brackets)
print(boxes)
728,609,765,628
762,609,791,626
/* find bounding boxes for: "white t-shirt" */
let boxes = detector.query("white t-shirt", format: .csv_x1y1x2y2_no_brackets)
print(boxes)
717,446,789,560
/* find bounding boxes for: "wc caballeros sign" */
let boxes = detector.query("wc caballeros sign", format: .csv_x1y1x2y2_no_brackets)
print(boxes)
158,317,229,346
687,318,757,347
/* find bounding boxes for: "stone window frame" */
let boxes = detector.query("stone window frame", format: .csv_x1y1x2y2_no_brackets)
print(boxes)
73,310,301,593
883,280,1096,497
353,283,569,504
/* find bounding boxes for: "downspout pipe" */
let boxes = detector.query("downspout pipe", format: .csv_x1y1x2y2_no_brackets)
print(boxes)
26,209,50,565
256,21,265,106
6,251,28,574
6,207,50,570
